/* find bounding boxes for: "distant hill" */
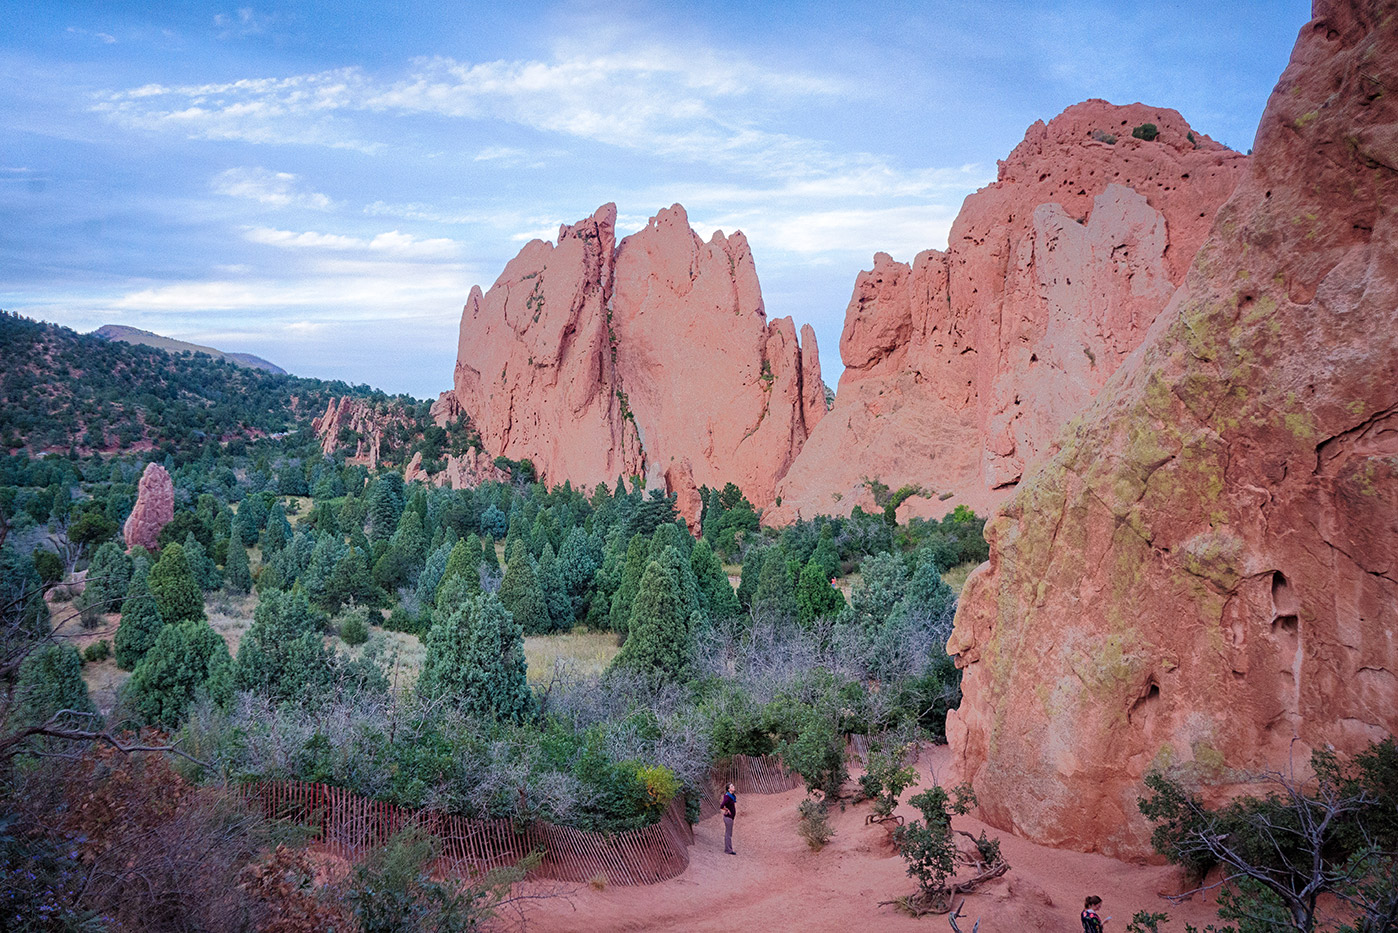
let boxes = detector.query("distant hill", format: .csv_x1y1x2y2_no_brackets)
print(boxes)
93,324,286,374
1,311,399,457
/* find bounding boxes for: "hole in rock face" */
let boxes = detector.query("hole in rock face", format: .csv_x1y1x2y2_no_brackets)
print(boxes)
1128,680,1161,724
1272,570,1300,617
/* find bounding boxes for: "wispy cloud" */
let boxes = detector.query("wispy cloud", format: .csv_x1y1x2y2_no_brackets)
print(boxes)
214,7,276,39
66,26,117,44
211,167,334,209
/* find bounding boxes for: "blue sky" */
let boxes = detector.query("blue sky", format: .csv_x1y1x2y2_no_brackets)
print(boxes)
1,1,1308,399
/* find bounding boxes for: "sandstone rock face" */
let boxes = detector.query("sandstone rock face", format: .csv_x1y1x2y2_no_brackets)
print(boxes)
772,101,1247,523
312,396,416,471
947,0,1398,858
449,203,822,522
122,462,173,551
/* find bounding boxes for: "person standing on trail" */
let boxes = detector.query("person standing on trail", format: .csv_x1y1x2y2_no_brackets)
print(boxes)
1081,895,1108,933
721,783,737,855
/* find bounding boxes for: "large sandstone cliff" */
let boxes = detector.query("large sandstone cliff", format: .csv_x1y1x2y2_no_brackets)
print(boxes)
449,203,823,521
947,0,1398,858
772,101,1248,522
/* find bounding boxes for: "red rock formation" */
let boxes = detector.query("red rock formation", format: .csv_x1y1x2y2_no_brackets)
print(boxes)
122,462,173,551
947,0,1398,858
772,101,1248,523
403,449,509,489
448,203,822,522
312,396,416,471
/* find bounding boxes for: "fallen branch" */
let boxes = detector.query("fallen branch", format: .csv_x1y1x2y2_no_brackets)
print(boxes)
947,898,980,933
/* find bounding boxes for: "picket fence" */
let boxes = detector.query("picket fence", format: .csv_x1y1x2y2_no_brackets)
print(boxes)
242,753,799,887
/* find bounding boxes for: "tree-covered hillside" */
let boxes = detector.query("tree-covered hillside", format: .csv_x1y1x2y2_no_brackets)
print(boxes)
0,311,407,458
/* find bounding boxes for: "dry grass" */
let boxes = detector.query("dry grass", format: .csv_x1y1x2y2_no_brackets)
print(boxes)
207,591,258,656
588,873,609,891
524,630,620,683
369,628,428,693
941,561,979,596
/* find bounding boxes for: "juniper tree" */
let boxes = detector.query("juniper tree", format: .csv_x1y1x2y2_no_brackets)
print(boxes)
751,549,798,626
13,642,95,734
609,533,649,636
114,571,164,670
690,537,739,621
536,543,570,632
124,618,234,727
417,592,531,721
611,558,693,683
182,532,222,592
82,540,132,613
415,541,452,610
735,545,767,612
498,540,548,635
223,540,252,594
234,589,331,702
261,502,291,554
147,542,204,624
796,557,846,625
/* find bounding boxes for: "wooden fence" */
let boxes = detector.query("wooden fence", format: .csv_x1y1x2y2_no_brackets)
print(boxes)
242,753,796,888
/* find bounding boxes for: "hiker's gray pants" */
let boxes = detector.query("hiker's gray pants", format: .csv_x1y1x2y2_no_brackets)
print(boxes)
724,815,734,852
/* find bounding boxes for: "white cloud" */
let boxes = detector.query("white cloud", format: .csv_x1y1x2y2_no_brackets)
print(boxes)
244,226,459,258
67,27,117,44
211,167,334,209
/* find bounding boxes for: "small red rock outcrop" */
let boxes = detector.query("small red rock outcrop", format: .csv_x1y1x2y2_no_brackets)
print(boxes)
403,450,510,490
312,397,417,471
772,100,1248,523
448,203,823,522
122,462,173,551
947,0,1398,858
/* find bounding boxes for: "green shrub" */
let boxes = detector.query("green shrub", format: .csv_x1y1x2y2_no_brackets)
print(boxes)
33,549,63,585
82,640,111,663
1132,122,1159,141
339,610,370,646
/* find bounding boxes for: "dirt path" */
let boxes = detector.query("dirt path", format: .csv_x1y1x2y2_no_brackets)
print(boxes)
518,746,1222,931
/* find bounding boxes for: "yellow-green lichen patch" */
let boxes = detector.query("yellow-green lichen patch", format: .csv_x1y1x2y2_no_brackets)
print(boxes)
1179,529,1244,590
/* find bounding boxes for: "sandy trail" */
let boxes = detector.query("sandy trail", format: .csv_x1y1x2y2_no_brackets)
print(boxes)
518,746,1222,932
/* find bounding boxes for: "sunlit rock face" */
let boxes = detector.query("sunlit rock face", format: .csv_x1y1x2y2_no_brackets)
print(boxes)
771,99,1247,524
449,202,822,524
123,462,173,551
947,0,1398,858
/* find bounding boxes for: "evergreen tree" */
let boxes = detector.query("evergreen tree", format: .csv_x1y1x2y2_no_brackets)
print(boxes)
415,541,452,610
529,509,561,556
124,618,234,727
391,509,427,570
435,539,481,612
182,532,222,591
480,536,500,574
627,489,679,538
147,542,205,624
417,593,531,721
328,545,378,613
558,526,601,621
691,537,740,621
0,546,49,635
365,473,405,540
612,559,692,682
224,540,252,594
894,554,956,635
736,546,767,611
234,589,331,702
114,571,164,670
811,524,841,581
261,502,291,553
536,543,570,632
302,534,345,610
13,642,95,733
796,557,847,625
498,540,548,635
609,533,649,635
648,521,690,560
841,551,908,631
479,503,508,539
82,539,132,613
752,549,798,625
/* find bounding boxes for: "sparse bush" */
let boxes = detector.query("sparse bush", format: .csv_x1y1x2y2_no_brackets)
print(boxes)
798,798,834,851
1133,122,1159,141
83,639,111,663
339,608,370,646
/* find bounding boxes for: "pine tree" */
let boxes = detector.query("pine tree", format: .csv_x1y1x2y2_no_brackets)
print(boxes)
391,509,427,570
224,540,252,594
843,551,908,631
124,618,233,727
328,545,378,613
796,557,847,625
417,593,532,721
811,524,841,581
612,559,692,682
479,503,508,539
609,533,649,635
691,537,740,621
558,526,601,620
147,542,205,624
435,539,481,612
182,532,222,591
894,554,956,634
480,535,500,574
115,570,165,670
498,540,548,635
234,589,331,702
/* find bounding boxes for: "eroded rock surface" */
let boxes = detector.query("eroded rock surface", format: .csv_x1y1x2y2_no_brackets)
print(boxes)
312,396,417,471
947,0,1398,857
122,462,173,551
772,100,1247,522
448,203,822,521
